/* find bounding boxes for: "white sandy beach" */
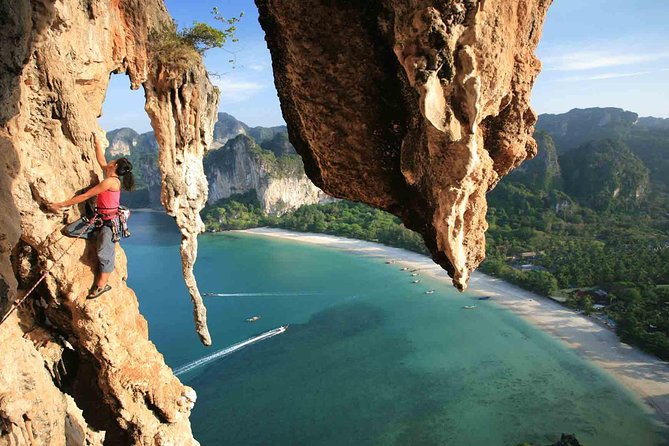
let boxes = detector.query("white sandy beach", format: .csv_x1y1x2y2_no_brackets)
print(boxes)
240,227,669,427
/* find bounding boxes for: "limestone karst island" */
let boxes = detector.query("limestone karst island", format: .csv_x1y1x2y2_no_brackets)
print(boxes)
2,1,669,445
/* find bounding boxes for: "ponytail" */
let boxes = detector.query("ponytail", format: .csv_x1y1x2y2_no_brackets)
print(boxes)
115,157,135,191
121,171,135,192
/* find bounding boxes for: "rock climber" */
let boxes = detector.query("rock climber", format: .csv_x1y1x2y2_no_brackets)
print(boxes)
47,132,134,299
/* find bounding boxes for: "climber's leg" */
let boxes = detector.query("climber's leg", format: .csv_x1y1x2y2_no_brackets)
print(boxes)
64,217,95,239
95,225,115,288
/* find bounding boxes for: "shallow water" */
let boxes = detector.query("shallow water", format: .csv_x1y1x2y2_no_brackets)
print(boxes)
124,211,666,446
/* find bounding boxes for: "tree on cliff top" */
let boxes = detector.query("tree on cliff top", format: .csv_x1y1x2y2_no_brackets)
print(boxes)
150,6,243,71
180,7,243,54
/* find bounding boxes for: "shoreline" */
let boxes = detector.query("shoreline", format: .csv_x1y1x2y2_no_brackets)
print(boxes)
236,227,669,428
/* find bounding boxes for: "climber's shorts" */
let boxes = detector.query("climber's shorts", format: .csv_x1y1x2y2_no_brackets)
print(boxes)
65,218,116,273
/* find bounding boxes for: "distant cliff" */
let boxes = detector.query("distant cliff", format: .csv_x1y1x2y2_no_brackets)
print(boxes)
508,131,562,192
205,134,328,215
536,107,669,202
536,107,639,154
107,113,329,214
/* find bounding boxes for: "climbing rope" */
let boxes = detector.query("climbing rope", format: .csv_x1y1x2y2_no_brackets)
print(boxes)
0,215,100,327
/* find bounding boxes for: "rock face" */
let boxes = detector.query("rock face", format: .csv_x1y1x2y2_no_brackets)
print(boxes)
205,135,328,215
256,0,553,290
0,0,217,443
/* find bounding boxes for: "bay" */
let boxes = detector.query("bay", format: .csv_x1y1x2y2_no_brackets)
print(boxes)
124,211,665,446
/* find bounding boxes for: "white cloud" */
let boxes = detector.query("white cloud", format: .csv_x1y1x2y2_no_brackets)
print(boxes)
543,51,669,71
549,67,669,83
554,71,651,82
246,63,266,72
213,79,265,103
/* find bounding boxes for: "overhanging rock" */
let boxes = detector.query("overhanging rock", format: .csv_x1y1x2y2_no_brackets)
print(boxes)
256,0,552,290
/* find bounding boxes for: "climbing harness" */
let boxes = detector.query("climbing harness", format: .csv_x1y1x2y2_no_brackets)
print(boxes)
0,215,100,327
96,205,131,243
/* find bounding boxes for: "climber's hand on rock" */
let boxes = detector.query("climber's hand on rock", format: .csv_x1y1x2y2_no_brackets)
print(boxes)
46,202,62,213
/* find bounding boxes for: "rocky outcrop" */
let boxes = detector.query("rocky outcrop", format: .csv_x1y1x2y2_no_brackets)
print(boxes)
205,134,328,215
257,0,552,290
0,0,217,443
145,56,219,348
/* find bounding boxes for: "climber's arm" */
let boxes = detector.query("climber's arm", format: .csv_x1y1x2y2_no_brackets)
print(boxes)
93,132,108,168
47,179,113,212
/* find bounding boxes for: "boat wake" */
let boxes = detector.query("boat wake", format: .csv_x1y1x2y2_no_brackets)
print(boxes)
203,292,323,297
174,326,288,376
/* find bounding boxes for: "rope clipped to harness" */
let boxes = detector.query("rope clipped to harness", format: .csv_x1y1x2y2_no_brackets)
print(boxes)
0,215,100,327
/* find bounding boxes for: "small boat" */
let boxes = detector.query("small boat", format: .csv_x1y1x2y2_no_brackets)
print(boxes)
412,280,421,284
385,260,396,264
462,305,477,310
410,273,419,277
425,290,435,295
245,316,261,322
400,267,409,271
477,296,491,301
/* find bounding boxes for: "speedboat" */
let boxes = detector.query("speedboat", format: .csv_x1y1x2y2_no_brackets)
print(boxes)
400,267,409,271
410,273,419,277
462,305,477,310
425,290,435,295
246,316,261,322
412,280,421,284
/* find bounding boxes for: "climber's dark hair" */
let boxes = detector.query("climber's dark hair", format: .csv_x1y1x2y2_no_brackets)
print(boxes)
115,157,135,191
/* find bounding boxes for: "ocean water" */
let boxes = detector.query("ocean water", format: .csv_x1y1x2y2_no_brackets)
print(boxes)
124,211,666,446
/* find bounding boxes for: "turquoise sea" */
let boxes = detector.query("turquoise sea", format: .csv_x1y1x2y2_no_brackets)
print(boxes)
124,211,666,446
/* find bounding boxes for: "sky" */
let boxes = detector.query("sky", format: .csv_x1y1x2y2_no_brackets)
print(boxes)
99,0,669,133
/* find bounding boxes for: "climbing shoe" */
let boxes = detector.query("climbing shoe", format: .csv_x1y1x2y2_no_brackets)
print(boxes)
87,284,111,299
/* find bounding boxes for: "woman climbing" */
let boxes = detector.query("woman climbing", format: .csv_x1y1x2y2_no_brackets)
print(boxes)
47,132,134,299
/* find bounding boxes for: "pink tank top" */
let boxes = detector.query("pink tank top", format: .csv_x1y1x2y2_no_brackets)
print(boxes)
97,179,121,220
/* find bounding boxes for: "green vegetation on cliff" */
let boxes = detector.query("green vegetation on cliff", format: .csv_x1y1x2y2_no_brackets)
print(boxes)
559,139,649,212
202,196,427,254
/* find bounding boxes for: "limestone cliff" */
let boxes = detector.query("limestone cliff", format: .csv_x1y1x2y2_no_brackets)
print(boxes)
205,135,328,215
256,0,552,290
0,0,218,443
107,113,327,213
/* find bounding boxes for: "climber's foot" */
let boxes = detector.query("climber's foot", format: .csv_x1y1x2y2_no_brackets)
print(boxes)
87,284,111,299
